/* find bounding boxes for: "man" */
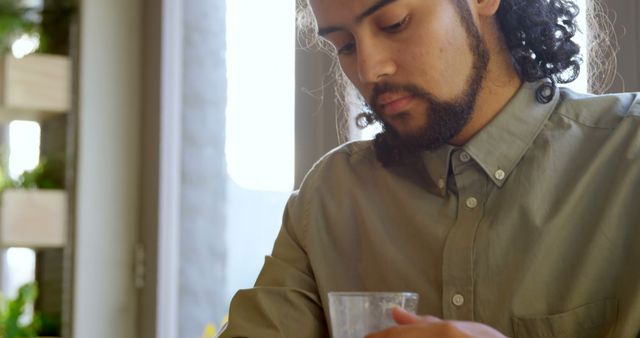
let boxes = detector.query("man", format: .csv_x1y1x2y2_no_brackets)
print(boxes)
219,0,640,336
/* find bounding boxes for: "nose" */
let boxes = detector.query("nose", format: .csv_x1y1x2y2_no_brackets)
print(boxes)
356,38,397,84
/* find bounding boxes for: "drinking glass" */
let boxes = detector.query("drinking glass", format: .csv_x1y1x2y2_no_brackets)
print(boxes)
328,292,419,338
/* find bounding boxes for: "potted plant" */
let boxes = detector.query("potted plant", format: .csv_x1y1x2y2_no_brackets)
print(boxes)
0,156,67,248
0,157,64,337
0,0,72,116
0,0,40,54
0,282,40,338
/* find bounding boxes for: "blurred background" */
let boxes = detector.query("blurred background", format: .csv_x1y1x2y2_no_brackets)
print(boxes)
0,0,636,337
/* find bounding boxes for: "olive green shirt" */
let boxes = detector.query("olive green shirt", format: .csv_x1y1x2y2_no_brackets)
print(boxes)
219,81,640,338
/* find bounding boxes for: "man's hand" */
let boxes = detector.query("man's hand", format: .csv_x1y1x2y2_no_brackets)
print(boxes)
365,308,507,338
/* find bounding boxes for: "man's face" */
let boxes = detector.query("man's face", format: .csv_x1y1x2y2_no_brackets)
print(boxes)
311,0,490,150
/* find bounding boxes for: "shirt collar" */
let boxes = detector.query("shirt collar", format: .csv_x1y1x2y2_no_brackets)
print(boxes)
421,80,559,192
464,80,559,187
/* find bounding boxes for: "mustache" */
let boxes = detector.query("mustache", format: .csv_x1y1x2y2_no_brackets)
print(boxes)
369,82,434,113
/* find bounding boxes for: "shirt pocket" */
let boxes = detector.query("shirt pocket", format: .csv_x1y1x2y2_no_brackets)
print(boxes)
512,299,618,338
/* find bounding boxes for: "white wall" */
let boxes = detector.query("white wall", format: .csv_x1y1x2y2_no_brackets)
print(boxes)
73,0,141,337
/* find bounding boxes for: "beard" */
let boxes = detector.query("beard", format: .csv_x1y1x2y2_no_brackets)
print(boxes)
366,0,490,166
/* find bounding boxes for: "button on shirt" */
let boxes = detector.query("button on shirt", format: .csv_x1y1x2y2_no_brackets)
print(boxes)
219,82,640,338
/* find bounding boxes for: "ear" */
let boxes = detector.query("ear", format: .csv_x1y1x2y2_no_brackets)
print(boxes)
475,0,501,17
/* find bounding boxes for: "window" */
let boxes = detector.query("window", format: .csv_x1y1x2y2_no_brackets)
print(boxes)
8,121,40,179
224,0,295,317
225,0,295,192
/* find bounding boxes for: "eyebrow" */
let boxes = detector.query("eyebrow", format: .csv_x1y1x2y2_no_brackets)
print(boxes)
317,0,396,36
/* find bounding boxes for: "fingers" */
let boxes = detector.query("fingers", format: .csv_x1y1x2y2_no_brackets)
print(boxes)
420,315,442,324
370,313,507,338
392,307,442,325
367,319,507,338
392,307,421,325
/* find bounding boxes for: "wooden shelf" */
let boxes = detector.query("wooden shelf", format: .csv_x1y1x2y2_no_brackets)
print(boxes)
0,53,71,120
1,189,67,248
0,105,66,122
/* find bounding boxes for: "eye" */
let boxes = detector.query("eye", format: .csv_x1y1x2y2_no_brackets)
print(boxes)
338,41,356,55
381,15,410,33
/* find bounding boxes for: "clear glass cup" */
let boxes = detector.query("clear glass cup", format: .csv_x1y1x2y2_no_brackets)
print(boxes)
328,292,420,338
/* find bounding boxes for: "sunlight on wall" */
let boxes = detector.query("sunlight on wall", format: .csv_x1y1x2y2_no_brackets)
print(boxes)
225,0,295,192
11,34,40,59
8,121,41,179
2,248,36,298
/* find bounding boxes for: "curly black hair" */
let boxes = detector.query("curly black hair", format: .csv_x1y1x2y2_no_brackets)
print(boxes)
496,0,582,102
297,0,583,102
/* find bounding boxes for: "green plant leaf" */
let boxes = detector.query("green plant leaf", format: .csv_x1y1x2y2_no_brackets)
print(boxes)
12,156,65,190
0,0,41,52
1,282,40,338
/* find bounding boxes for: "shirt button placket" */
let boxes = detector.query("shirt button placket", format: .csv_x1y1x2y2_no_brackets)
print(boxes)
442,150,485,320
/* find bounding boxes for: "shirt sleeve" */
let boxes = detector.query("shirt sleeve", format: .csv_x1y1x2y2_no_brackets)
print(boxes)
217,192,328,338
